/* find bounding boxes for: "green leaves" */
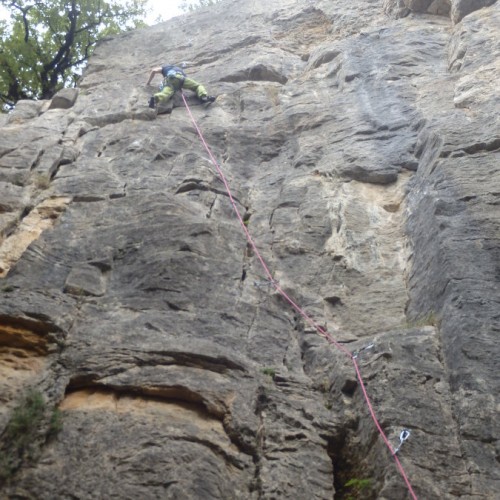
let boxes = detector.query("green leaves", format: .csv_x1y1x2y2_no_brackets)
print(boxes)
0,0,148,107
0,390,45,481
0,389,64,484
343,478,372,499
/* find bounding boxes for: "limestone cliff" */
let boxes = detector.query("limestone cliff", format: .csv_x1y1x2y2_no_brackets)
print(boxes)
0,0,498,498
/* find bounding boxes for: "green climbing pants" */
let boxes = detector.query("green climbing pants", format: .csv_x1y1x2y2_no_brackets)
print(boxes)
154,77,208,104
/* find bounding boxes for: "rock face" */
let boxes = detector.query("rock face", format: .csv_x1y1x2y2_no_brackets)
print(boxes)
0,0,498,498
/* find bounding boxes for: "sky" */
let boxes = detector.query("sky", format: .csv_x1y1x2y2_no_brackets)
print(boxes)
0,1,187,25
144,0,185,23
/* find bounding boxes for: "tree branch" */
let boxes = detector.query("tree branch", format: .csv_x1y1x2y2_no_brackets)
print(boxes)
0,54,29,102
8,2,33,42
39,0,78,97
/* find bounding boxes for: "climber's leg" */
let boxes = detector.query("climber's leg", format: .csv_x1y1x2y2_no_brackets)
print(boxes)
154,84,175,105
182,77,208,99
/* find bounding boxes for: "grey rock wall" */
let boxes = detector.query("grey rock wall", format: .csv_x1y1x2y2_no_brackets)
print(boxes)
0,0,498,498
384,0,497,22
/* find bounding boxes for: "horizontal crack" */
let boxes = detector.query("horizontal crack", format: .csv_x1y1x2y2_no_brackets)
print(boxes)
175,180,245,206
0,314,63,354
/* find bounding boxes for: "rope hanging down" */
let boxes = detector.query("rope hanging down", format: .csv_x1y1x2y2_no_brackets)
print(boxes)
181,92,418,500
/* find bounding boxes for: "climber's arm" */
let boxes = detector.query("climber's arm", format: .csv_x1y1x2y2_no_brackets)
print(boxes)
147,67,163,85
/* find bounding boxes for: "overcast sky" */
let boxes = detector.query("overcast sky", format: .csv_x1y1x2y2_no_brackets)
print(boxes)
144,0,184,23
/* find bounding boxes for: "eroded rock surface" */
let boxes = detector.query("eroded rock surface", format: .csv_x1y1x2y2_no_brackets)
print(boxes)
0,0,498,498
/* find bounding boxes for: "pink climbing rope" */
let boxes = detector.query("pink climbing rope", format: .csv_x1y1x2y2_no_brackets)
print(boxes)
181,92,418,500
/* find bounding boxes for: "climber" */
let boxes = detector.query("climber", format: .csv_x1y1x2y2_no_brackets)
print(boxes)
147,64,215,108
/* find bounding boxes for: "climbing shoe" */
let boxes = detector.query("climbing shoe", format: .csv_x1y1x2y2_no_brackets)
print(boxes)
148,96,156,109
199,95,216,104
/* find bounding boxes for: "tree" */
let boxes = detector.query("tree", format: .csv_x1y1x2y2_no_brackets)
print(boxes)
0,0,147,109
180,0,222,12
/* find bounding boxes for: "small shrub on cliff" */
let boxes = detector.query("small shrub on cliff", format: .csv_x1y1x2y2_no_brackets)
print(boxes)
0,389,62,483
343,477,372,499
48,408,63,436
5,390,45,448
0,390,45,480
261,367,276,379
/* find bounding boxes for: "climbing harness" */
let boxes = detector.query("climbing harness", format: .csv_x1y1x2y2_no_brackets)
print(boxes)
180,92,419,500
161,65,186,90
